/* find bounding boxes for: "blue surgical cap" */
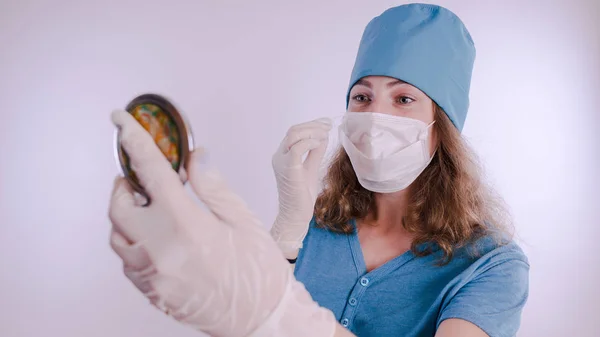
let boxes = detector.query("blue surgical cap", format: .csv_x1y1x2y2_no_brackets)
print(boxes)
346,3,476,131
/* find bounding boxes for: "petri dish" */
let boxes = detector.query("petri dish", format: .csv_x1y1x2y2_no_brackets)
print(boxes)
114,93,194,202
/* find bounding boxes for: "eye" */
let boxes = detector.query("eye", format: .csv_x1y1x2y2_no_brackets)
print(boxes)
397,96,415,104
352,94,371,103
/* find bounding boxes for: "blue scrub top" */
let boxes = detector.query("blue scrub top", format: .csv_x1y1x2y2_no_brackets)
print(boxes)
294,218,529,337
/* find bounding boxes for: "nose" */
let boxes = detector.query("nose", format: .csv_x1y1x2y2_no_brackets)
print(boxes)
369,98,393,115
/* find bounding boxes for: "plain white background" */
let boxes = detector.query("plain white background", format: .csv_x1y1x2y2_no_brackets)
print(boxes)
1,0,598,336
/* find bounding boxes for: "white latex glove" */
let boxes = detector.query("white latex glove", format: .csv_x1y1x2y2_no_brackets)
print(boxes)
108,110,346,337
270,118,332,258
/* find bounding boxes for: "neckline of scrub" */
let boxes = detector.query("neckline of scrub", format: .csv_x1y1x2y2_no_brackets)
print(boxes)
347,218,417,281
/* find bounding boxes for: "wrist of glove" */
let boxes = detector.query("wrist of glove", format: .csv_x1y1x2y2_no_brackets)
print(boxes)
248,276,337,337
270,215,313,258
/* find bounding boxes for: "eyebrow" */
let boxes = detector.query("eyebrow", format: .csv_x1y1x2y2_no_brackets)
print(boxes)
354,78,408,89
386,79,408,88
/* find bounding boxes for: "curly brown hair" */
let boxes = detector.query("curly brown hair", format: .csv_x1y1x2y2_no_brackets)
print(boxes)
314,104,513,264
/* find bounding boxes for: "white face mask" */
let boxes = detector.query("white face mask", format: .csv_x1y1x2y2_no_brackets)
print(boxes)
338,112,435,193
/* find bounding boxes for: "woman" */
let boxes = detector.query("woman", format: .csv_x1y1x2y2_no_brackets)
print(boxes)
270,4,529,337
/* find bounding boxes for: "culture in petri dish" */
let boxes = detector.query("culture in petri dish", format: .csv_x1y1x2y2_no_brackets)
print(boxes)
129,103,181,169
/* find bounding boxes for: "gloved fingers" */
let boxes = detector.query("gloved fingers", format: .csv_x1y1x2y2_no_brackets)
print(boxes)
109,229,153,270
288,118,333,132
112,109,187,205
109,177,143,242
111,229,157,296
188,149,262,228
280,119,332,154
282,127,330,153
110,175,135,209
286,138,323,166
303,135,329,174
178,167,188,184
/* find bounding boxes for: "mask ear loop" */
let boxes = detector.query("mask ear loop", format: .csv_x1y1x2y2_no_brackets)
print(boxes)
423,120,438,162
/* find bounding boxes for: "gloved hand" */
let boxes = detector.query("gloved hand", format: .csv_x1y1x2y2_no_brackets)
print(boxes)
108,110,344,337
270,118,332,259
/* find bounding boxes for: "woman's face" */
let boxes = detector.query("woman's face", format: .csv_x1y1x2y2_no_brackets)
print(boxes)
347,75,437,154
